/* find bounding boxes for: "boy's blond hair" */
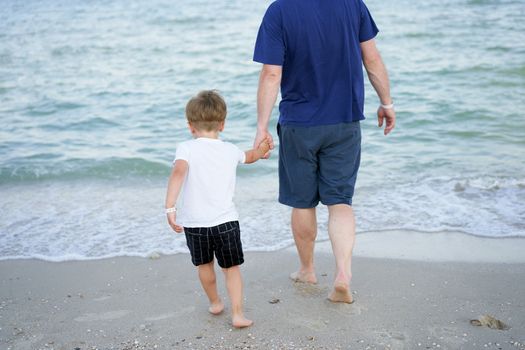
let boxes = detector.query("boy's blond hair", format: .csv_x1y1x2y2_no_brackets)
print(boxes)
186,90,227,131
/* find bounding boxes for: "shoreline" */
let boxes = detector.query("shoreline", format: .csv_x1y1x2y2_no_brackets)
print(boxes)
1,232,524,349
315,230,525,263
2,230,525,264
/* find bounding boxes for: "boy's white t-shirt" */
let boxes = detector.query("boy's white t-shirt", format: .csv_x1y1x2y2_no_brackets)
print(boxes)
174,138,246,228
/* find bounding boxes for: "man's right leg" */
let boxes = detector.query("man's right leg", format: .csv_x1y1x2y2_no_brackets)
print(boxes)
290,207,318,284
277,124,321,284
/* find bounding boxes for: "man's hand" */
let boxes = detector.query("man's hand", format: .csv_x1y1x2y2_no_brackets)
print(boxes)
166,212,183,233
377,107,396,136
253,128,274,159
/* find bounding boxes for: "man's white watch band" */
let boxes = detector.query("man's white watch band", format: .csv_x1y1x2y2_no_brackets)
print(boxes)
380,102,394,110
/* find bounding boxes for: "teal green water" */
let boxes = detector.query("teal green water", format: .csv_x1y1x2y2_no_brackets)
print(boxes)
0,0,524,260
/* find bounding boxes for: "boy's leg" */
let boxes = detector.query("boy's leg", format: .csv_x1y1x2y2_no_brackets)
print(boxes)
185,227,223,314
222,265,252,328
214,221,252,328
197,261,224,314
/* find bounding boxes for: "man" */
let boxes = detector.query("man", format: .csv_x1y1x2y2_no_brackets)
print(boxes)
253,0,395,303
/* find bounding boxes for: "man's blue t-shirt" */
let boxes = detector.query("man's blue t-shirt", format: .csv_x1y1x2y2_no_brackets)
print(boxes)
253,0,379,126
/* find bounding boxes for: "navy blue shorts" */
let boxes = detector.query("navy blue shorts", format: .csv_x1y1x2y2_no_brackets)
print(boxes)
277,122,361,208
184,221,244,269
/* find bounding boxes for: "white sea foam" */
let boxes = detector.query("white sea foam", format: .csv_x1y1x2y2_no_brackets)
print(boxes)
0,174,523,262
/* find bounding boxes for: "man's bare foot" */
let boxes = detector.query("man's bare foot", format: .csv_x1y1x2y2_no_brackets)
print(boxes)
328,281,354,304
232,315,253,328
289,271,317,284
208,300,224,315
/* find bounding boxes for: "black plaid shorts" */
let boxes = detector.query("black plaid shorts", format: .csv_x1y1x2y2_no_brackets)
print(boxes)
184,221,244,268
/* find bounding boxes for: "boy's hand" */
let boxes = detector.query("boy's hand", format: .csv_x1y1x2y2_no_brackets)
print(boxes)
253,129,274,159
257,137,271,156
166,212,183,233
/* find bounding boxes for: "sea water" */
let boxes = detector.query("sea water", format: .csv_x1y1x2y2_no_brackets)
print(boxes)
1,0,524,261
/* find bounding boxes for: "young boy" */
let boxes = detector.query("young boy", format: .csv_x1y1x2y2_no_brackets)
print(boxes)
165,90,270,328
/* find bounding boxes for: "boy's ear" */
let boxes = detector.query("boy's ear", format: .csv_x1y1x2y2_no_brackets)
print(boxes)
219,120,225,132
188,122,196,134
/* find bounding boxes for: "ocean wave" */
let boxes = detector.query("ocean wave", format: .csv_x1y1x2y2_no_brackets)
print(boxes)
24,98,86,117
356,175,525,238
0,174,524,262
453,177,525,192
0,157,171,183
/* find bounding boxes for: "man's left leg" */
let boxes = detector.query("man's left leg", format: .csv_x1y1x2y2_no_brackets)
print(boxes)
327,204,356,303
317,122,361,303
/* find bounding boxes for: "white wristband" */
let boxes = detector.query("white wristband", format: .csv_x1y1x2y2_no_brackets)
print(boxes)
165,207,177,214
380,102,394,110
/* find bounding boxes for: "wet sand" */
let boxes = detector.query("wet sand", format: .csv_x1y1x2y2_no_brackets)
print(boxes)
1,232,525,349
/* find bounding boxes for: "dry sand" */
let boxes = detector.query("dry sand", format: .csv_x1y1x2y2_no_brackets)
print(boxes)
1,232,524,350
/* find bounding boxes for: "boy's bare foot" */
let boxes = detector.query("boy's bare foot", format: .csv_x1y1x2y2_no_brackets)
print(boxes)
328,281,354,304
232,315,253,328
208,300,224,315
290,270,317,284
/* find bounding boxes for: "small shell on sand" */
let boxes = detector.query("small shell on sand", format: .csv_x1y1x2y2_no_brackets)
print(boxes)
148,252,161,260
470,315,509,330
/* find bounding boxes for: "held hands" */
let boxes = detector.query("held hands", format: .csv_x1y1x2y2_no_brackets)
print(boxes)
377,105,396,136
166,211,183,233
253,129,274,159
257,136,271,156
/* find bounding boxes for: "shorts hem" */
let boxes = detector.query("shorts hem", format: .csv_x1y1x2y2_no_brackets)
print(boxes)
217,259,244,269
192,258,213,267
278,197,319,209
320,199,353,206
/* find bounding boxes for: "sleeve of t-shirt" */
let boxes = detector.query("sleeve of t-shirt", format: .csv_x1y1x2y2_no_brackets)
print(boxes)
173,142,190,164
358,0,379,42
237,147,246,164
253,2,285,66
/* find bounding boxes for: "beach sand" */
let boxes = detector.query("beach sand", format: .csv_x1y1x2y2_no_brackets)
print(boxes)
1,231,524,350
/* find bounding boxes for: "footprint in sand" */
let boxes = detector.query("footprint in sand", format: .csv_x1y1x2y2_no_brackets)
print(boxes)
292,318,330,331
74,310,130,322
93,295,112,302
145,313,177,321
328,301,363,315
293,282,329,298
372,330,408,349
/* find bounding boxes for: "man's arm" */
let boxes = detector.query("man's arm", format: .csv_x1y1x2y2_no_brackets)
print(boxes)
165,160,188,233
254,64,282,157
361,39,396,135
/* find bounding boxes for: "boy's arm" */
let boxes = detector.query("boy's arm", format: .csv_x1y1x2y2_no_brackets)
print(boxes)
165,159,189,233
244,137,271,164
